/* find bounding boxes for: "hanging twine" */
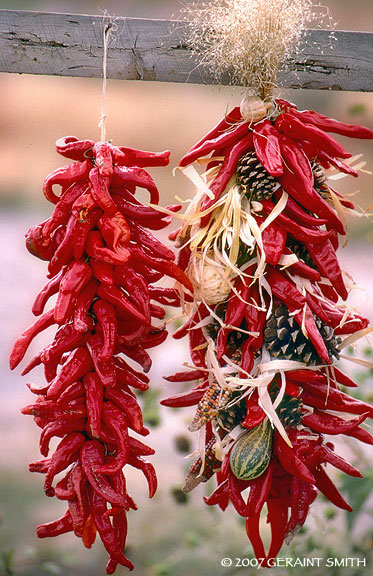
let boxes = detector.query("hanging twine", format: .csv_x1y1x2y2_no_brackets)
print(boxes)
98,21,113,142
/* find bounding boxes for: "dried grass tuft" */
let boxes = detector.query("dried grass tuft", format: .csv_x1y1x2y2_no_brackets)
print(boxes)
182,0,333,98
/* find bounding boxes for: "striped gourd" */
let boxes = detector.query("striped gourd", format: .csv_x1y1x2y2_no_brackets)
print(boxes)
230,419,273,481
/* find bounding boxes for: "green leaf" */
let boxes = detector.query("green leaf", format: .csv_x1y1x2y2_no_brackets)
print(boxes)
340,472,373,531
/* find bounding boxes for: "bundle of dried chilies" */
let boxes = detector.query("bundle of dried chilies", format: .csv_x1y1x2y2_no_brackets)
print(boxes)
10,137,191,572
161,0,373,563
163,95,373,565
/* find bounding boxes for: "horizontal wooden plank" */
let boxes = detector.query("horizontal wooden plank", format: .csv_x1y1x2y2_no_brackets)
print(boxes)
0,9,372,91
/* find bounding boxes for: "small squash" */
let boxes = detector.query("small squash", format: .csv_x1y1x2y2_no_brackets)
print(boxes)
230,418,273,480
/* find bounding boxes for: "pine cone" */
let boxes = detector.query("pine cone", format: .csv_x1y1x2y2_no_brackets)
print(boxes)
236,151,277,201
264,303,341,365
311,161,330,201
277,394,303,428
217,397,246,431
287,238,315,269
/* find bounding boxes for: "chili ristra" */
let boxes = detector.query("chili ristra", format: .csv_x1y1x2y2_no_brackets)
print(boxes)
165,95,373,568
10,136,189,573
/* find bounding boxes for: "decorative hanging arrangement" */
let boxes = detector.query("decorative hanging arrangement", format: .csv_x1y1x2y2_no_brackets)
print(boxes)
9,23,191,574
162,0,373,564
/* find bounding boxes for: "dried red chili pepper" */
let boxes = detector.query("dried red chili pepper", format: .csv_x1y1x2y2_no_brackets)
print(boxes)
12,137,189,573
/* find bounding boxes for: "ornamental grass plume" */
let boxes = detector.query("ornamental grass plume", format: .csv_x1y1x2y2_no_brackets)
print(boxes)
183,0,333,98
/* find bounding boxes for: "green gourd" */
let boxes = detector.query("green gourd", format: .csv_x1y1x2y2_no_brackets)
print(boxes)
230,419,273,480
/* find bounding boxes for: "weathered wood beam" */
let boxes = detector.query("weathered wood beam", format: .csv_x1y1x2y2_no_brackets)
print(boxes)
0,9,372,92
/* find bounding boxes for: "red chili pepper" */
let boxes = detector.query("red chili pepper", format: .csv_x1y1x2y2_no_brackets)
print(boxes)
246,461,274,517
245,515,267,560
113,145,170,167
228,469,250,516
90,259,114,286
105,388,144,434
40,322,86,365
117,342,152,373
40,419,86,457
93,300,118,361
58,381,85,404
42,182,88,240
344,426,373,445
114,266,151,320
261,220,287,266
253,119,283,176
242,392,266,428
43,432,85,496
98,401,129,475
54,261,93,324
10,309,56,370
179,120,250,167
73,207,102,261
112,166,159,204
303,410,369,435
261,199,333,244
88,167,117,215
274,432,315,484
283,248,321,282
217,277,251,360
304,239,348,300
266,497,288,560
276,113,352,159
47,347,93,400
55,136,94,161
187,106,242,154
96,283,149,325
83,372,103,438
86,333,117,388
276,136,345,234
312,466,352,511
127,221,175,261
85,230,130,266
80,441,128,507
93,142,113,177
32,268,65,316
128,454,157,498
129,245,193,293
37,510,74,538
48,216,75,277
273,189,328,228
199,133,254,219
43,160,90,204
163,369,206,383
73,279,98,333
89,489,134,571
286,477,310,536
97,211,130,253
285,107,373,140
160,384,208,408
82,513,97,549
25,221,62,261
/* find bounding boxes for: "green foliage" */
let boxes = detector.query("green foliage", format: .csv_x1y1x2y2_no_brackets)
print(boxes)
340,471,373,531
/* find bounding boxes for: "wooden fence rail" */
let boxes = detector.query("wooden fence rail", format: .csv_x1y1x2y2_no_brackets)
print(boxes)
0,9,372,92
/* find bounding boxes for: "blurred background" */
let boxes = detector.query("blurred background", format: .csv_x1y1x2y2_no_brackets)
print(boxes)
0,1,372,575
